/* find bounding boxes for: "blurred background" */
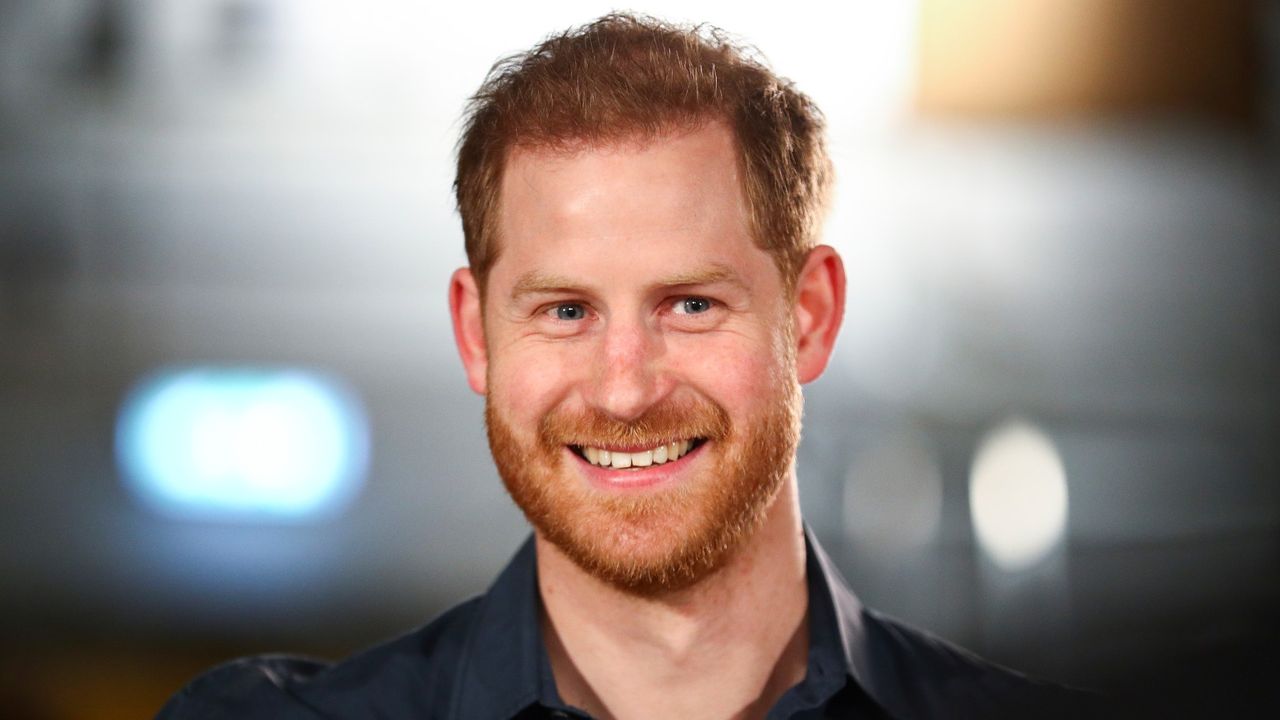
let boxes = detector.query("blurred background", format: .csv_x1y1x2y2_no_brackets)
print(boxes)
1,0,1277,717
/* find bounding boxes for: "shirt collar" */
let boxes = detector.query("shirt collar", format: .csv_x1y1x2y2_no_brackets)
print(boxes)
451,537,549,719
807,527,922,719
454,529,887,720
799,526,860,689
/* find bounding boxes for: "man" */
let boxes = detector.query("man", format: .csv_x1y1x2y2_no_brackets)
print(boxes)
160,14,1091,719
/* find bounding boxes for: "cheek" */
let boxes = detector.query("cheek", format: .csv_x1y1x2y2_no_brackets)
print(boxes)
669,331,783,407
489,342,579,423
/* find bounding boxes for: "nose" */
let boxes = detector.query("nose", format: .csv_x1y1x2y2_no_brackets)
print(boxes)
587,318,667,422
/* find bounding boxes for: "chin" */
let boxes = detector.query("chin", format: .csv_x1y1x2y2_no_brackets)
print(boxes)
485,386,801,596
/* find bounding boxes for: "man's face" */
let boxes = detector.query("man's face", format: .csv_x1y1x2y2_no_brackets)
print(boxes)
478,123,802,594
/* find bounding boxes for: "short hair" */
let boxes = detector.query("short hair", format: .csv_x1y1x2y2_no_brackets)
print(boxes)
454,12,832,296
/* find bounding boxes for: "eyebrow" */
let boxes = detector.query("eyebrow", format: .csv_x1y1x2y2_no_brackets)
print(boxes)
658,264,746,289
509,271,583,300
508,263,748,302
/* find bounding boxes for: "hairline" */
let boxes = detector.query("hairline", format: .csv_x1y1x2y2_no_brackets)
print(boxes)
477,117,802,305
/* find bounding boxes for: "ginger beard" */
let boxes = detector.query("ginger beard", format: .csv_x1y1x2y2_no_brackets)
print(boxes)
485,379,801,596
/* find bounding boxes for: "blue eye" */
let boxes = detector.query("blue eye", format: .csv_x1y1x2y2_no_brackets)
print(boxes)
675,297,713,315
554,303,587,321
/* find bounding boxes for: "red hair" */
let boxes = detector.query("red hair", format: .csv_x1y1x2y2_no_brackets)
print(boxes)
454,13,832,294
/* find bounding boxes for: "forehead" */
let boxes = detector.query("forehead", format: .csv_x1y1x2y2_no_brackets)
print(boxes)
492,123,759,285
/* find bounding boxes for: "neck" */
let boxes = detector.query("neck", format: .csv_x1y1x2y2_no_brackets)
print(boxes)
536,476,809,720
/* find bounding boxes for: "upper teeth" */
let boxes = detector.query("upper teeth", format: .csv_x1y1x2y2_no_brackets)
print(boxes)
582,440,693,469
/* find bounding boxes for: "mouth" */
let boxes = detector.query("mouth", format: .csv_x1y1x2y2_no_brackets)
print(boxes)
569,438,707,469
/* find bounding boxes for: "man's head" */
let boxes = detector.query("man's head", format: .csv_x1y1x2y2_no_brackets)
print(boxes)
454,12,833,298
449,14,845,596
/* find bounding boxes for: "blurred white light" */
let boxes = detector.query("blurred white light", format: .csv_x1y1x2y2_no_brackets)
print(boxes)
843,430,944,554
968,419,1068,571
116,367,369,521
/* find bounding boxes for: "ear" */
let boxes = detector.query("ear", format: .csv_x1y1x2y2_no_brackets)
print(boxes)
792,245,846,384
449,267,488,395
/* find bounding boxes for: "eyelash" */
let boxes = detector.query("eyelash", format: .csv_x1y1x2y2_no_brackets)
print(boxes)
541,297,716,321
672,297,714,315
535,295,721,333
545,303,589,322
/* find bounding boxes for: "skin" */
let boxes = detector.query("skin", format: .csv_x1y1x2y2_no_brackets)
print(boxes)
450,122,846,719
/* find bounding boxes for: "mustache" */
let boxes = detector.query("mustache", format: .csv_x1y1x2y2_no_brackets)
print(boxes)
539,397,730,450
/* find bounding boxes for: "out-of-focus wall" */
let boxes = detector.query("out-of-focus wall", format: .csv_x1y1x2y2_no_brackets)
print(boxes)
1,1,1277,717
918,0,1258,120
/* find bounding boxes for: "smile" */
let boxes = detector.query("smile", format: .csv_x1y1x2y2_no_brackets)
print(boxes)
570,439,706,469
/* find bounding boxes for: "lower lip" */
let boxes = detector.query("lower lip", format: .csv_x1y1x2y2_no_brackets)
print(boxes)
572,443,705,491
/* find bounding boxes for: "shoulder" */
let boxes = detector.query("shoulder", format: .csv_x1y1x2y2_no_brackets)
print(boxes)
857,608,1103,720
155,655,329,720
156,596,484,720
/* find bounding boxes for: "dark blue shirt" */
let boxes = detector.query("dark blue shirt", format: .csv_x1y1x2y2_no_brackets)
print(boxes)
158,530,1092,719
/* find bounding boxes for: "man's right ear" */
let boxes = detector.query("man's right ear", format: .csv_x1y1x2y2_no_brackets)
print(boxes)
449,268,488,395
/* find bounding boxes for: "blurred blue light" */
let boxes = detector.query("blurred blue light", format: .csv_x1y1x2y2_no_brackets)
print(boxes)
116,367,369,521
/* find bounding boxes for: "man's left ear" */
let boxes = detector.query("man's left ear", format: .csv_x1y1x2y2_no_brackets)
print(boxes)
792,245,846,384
